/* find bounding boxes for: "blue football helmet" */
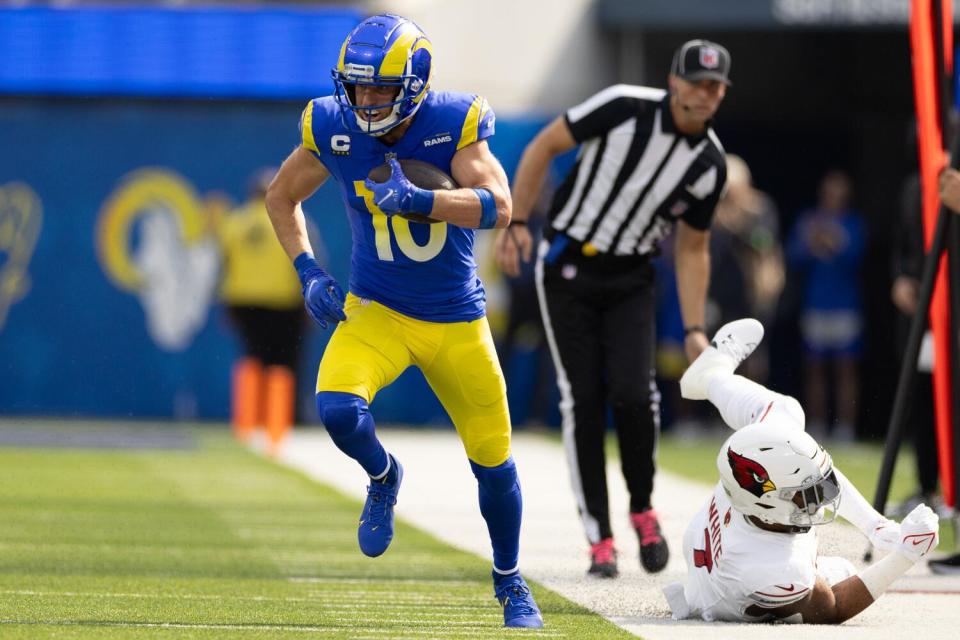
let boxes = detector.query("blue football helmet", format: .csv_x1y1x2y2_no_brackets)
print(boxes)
331,14,433,136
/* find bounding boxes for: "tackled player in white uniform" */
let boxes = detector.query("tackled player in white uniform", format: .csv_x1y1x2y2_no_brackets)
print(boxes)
663,319,940,624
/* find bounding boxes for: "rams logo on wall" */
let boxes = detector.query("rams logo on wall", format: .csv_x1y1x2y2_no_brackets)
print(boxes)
0,182,43,331
97,168,221,352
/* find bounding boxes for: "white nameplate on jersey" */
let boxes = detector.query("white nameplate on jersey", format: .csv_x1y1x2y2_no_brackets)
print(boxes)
423,133,453,147
331,135,351,156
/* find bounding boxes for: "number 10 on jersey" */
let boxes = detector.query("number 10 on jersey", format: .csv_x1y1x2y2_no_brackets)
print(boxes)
353,181,446,263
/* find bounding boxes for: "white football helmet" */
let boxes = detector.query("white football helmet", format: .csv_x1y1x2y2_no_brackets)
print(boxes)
717,422,841,531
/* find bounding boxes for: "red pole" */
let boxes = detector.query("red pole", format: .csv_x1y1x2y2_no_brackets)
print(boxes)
910,0,956,508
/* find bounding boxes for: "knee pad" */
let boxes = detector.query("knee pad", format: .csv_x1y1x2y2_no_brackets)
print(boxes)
464,430,511,468
470,456,518,496
316,391,366,437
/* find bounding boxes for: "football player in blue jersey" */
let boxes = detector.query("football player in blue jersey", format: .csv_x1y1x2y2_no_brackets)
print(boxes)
263,14,543,628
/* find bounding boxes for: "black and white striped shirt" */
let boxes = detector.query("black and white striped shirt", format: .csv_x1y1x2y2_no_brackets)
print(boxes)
548,84,726,257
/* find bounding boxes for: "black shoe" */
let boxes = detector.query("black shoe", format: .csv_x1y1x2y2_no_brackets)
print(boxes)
631,509,669,573
929,553,960,575
588,538,618,578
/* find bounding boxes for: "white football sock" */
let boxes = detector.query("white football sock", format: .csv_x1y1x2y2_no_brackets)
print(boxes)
707,374,805,431
370,455,391,481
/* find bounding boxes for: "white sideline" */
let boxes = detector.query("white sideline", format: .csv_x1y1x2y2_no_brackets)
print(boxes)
272,428,960,640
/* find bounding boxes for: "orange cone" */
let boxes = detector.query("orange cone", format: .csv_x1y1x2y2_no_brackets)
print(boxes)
265,365,295,456
231,358,262,441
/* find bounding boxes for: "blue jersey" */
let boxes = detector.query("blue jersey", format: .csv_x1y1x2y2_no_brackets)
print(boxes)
300,91,496,322
786,209,865,313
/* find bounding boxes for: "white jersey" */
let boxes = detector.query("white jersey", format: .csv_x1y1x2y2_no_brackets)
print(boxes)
663,483,819,622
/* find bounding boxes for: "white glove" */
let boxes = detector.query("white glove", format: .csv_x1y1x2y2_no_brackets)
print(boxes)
896,503,939,561
868,517,902,552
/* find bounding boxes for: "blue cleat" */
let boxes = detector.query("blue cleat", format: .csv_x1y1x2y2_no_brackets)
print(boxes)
358,454,403,557
493,571,544,628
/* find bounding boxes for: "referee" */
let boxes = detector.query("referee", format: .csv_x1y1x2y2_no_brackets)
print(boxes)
495,40,731,578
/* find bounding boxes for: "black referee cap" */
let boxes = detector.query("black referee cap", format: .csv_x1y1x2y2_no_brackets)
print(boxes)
671,40,732,86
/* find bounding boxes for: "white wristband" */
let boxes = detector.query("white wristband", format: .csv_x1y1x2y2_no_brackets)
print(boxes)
858,552,915,600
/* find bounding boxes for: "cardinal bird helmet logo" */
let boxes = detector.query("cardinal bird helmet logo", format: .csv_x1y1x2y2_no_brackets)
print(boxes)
727,448,777,498
718,422,840,528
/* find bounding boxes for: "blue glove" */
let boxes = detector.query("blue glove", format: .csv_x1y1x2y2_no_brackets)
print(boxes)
363,158,435,216
294,253,346,330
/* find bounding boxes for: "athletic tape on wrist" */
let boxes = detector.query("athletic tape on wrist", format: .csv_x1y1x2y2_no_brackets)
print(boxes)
858,552,914,600
473,188,498,229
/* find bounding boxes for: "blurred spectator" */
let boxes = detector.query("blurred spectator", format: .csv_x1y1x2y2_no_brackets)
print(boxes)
707,154,784,382
887,171,940,517
786,170,865,442
666,154,785,438
218,168,307,454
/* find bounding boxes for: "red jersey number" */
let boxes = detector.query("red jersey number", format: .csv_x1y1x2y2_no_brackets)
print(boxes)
692,528,713,573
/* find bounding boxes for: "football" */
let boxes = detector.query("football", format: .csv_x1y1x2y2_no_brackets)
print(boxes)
367,159,458,224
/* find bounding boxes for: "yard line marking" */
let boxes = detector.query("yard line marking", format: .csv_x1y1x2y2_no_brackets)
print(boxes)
0,590,490,609
0,619,348,632
0,589,500,618
288,576,479,587
0,590,315,603
0,619,570,636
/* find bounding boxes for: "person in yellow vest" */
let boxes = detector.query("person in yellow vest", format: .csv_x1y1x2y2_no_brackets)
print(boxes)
219,168,307,454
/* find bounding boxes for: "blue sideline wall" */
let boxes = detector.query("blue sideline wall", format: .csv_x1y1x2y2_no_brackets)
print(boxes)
0,97,549,422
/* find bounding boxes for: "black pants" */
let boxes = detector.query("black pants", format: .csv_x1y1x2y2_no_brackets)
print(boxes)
227,305,306,370
535,240,659,544
896,320,940,495
912,372,940,495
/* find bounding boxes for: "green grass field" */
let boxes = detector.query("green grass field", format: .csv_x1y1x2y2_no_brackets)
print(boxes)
0,425,632,639
0,423,951,639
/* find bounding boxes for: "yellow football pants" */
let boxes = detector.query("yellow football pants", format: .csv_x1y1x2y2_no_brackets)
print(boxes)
317,294,511,466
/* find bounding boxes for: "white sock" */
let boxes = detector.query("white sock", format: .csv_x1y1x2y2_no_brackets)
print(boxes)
707,374,804,431
370,456,391,481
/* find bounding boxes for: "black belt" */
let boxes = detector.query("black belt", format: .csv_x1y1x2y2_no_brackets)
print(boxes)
543,230,653,268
